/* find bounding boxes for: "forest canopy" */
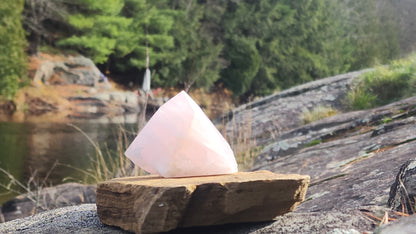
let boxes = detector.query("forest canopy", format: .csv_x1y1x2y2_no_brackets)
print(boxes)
1,0,402,100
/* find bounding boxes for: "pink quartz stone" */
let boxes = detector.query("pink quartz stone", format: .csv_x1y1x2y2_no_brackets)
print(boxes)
125,91,238,177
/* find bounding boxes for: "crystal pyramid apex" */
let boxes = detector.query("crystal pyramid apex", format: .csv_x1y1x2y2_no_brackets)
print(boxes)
125,90,238,177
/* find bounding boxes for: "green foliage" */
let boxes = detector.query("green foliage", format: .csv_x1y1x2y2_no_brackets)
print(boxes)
347,55,416,110
304,139,322,148
221,0,292,97
113,0,175,70
341,0,399,70
382,117,392,124
57,0,132,64
23,0,401,98
151,1,226,91
0,0,27,99
221,37,261,96
78,0,124,15
347,86,378,110
221,0,353,98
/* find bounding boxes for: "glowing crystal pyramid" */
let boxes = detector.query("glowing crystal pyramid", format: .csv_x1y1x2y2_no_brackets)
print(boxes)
125,91,238,177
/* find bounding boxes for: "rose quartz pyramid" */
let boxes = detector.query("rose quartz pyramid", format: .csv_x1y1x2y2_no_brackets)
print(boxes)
125,91,238,177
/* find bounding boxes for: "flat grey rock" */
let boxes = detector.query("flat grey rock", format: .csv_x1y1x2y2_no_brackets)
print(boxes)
0,204,128,234
216,70,370,147
375,214,416,234
253,96,416,212
0,204,375,234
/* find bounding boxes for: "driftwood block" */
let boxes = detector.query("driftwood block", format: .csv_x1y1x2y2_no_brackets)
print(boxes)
96,170,310,233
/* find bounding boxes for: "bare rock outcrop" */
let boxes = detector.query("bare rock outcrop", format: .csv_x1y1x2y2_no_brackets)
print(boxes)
33,56,100,87
251,96,416,213
27,53,143,123
0,204,379,234
215,68,416,232
216,70,371,147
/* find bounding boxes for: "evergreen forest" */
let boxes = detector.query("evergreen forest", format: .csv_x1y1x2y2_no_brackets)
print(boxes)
0,0,405,100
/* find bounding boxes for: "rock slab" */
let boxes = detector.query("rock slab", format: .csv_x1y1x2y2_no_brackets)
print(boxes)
0,204,376,234
1,183,96,222
96,170,309,233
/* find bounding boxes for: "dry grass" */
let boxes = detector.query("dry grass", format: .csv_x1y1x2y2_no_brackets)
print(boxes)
301,105,338,124
65,124,145,184
0,162,58,214
220,110,260,171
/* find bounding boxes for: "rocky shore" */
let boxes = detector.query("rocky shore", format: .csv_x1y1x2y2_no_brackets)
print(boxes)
0,53,162,124
1,69,415,233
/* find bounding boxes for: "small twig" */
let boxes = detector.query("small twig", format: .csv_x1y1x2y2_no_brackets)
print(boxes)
380,211,389,226
361,211,397,223
393,210,410,217
41,160,58,187
398,176,416,214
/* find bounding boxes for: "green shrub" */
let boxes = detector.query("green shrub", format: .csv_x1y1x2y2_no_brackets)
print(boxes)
347,54,416,110
0,0,27,99
347,86,378,110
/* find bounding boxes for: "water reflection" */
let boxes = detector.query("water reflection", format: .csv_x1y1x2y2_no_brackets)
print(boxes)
0,122,137,204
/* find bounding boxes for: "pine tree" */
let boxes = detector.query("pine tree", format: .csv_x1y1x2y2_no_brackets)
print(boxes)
161,0,226,91
57,0,132,64
114,0,175,70
221,0,353,98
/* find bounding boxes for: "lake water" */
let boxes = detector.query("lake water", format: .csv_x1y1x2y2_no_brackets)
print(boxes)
0,121,138,204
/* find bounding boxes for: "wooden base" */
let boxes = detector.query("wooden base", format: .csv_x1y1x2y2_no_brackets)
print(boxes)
96,170,309,233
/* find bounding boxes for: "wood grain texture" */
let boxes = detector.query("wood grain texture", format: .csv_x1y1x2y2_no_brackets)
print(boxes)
96,170,309,233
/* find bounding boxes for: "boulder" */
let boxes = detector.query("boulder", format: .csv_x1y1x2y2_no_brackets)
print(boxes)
33,55,100,87
27,53,144,122
96,171,309,233
0,183,96,222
